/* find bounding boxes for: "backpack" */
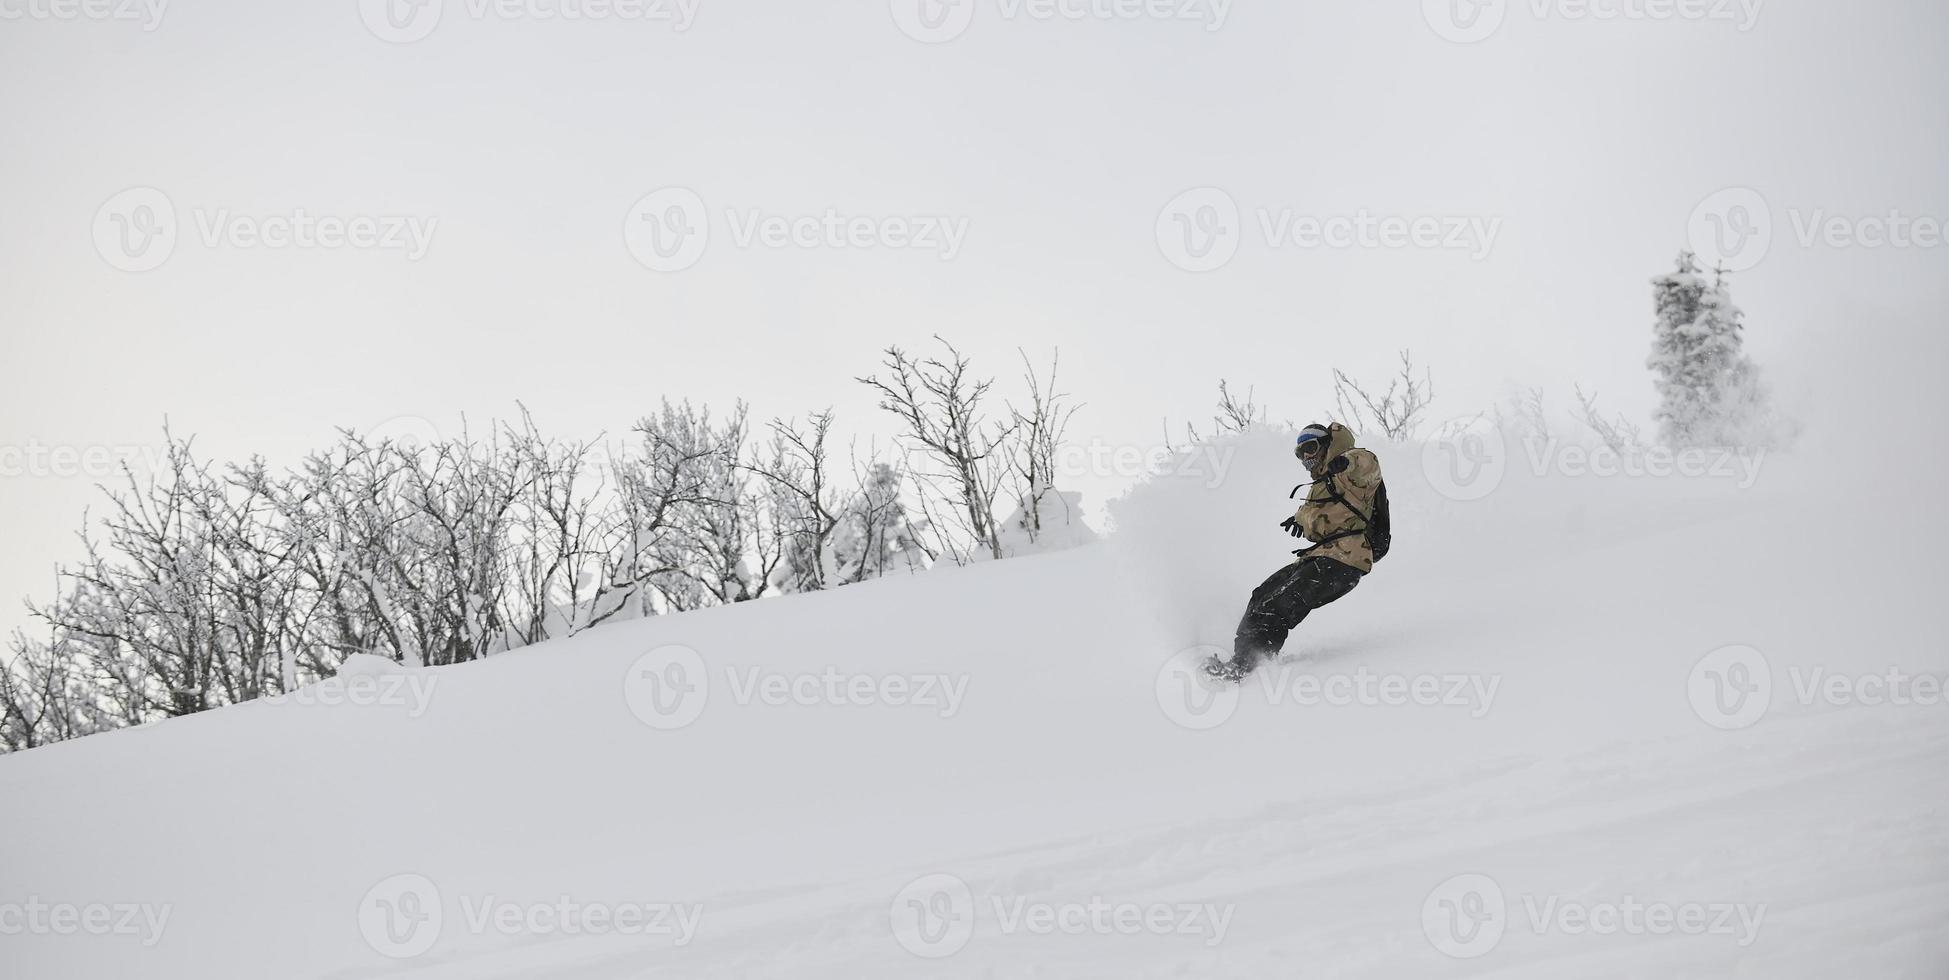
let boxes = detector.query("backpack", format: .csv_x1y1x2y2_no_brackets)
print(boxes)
1366,480,1391,563
1302,474,1391,564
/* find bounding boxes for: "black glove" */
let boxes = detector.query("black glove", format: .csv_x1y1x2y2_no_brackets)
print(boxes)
1280,516,1304,538
1326,455,1350,475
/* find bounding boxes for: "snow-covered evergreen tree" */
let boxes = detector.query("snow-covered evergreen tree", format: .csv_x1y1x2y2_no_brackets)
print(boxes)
997,483,1098,558
1648,251,1772,447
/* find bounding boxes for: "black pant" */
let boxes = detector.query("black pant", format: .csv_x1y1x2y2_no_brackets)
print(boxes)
1233,557,1364,664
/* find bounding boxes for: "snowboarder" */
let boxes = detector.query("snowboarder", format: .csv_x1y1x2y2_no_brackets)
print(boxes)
1206,422,1388,682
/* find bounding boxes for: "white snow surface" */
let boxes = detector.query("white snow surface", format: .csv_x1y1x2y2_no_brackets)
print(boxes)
3,428,1946,979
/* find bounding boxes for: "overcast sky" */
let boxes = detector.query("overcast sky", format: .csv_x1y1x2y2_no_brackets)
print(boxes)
1,0,1945,634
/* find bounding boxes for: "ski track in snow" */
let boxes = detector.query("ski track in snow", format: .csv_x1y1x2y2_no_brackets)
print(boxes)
412,711,1949,980
302,708,1948,980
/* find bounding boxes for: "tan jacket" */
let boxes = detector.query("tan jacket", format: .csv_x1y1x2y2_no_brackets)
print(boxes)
1293,423,1383,573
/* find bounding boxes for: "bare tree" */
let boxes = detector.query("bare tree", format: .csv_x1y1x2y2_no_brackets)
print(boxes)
837,459,929,582
30,434,230,721
272,423,542,668
200,457,313,703
1492,385,1550,443
497,408,614,645
1162,379,1288,453
1,629,113,751
14,430,324,732
274,439,416,667
742,410,841,594
626,400,780,611
1333,350,1435,440
1005,350,1081,548
857,338,1016,563
0,341,1086,753
1213,380,1267,433
358,426,533,665
1573,385,1644,455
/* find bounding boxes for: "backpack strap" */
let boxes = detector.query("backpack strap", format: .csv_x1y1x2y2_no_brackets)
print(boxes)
1317,473,1373,526
1292,473,1373,557
1293,528,1365,558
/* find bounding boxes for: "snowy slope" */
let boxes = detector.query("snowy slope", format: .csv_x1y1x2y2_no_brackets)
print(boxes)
3,429,1947,979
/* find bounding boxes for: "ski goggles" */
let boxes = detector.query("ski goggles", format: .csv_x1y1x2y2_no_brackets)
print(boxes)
1295,427,1331,461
